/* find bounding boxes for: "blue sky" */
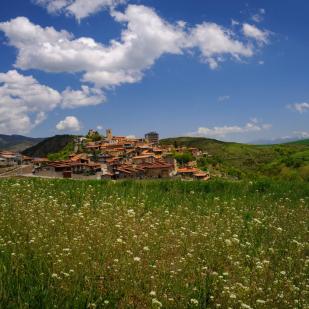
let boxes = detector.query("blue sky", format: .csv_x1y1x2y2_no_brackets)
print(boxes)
0,0,308,142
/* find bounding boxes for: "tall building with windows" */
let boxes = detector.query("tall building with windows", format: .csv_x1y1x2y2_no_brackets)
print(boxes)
145,131,159,144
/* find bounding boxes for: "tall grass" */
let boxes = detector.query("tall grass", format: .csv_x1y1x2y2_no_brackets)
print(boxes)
0,179,308,308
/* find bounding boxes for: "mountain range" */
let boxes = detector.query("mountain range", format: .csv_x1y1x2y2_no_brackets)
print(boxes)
0,134,44,152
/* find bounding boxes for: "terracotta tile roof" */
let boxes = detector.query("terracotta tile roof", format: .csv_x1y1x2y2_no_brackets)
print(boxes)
22,155,32,160
0,154,17,159
177,167,198,173
33,158,49,162
71,154,88,162
194,172,208,177
133,155,155,159
0,151,18,156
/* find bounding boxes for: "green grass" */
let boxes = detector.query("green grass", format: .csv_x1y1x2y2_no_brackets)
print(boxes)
47,142,74,161
0,178,308,308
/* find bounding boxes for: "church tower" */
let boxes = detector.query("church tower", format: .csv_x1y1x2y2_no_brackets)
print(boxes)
106,128,112,141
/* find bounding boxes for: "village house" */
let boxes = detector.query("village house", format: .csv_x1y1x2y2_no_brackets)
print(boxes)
132,154,156,165
177,167,210,180
0,151,22,166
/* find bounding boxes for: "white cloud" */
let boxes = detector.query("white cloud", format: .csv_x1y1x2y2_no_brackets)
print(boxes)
56,116,81,131
251,8,266,23
0,5,265,89
288,102,309,113
34,0,70,13
190,119,271,138
0,70,106,134
62,85,105,108
293,131,309,138
218,95,230,102
190,22,253,69
0,70,61,134
33,0,125,20
243,23,269,44
231,19,240,26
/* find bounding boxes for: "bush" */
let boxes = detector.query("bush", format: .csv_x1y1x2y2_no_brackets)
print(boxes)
280,166,301,181
173,152,194,165
299,165,309,181
227,167,243,179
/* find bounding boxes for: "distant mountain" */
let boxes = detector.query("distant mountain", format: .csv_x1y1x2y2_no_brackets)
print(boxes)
250,137,309,145
0,134,44,152
22,135,75,158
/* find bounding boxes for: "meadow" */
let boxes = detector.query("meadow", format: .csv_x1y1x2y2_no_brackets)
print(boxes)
0,178,308,308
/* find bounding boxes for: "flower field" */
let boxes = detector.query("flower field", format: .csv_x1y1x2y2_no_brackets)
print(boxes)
0,179,308,308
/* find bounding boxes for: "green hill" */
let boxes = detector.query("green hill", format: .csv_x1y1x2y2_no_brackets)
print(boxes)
22,135,75,158
285,138,309,145
160,137,309,181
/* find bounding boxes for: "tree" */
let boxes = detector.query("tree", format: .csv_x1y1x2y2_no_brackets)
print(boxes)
174,152,194,165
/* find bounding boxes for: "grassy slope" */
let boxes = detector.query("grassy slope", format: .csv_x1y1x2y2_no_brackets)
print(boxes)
161,137,309,180
286,138,309,145
22,135,75,158
47,142,75,161
0,178,308,308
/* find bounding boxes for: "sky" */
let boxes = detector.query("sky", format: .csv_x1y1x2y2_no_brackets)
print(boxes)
0,0,308,142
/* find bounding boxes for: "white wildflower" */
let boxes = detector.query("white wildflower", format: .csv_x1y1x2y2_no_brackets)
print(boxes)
190,298,199,306
149,291,156,296
152,298,162,307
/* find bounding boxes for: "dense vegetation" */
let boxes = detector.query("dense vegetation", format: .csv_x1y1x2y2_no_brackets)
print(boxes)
0,178,308,308
22,135,75,158
173,152,195,165
86,131,102,142
161,137,309,181
47,142,75,161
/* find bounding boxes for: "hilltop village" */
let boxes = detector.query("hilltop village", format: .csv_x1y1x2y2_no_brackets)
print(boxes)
0,129,210,180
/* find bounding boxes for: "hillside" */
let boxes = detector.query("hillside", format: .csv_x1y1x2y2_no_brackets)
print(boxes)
286,139,309,145
22,135,75,158
0,134,44,152
160,137,309,181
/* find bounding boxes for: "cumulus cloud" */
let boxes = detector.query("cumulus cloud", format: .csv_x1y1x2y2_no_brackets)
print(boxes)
0,70,61,134
62,85,105,108
0,5,266,90
189,119,271,138
243,23,269,45
0,70,105,133
56,116,81,131
189,22,253,69
288,102,309,113
33,0,125,20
